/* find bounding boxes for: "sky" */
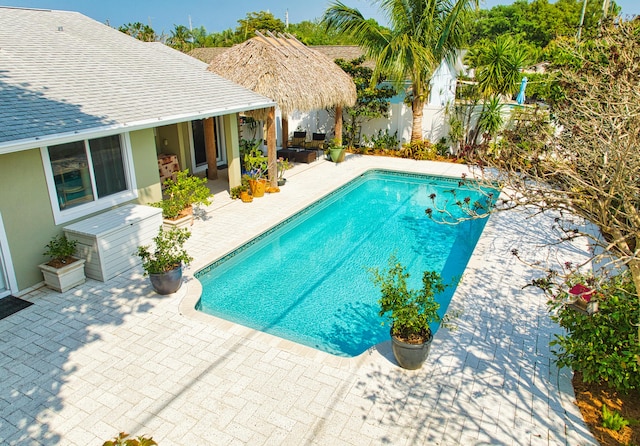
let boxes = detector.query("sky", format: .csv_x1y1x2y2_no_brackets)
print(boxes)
2,0,638,35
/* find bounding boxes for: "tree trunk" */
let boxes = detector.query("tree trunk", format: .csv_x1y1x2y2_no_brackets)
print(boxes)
411,97,425,142
266,107,277,188
282,117,289,150
334,105,343,145
204,117,218,180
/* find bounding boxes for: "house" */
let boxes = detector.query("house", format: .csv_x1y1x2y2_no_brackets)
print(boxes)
0,6,275,296
190,45,462,145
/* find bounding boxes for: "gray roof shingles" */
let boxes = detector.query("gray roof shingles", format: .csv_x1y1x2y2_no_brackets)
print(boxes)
0,7,275,150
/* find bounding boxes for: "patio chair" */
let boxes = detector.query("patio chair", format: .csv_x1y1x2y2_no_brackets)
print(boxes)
288,131,307,148
305,133,327,157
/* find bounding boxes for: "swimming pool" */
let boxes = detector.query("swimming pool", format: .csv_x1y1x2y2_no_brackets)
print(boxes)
196,169,494,357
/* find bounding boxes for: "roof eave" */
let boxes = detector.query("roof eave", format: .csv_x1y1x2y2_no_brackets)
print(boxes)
0,100,276,155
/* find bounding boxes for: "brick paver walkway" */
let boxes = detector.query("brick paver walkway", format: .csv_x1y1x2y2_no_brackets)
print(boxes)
0,155,597,445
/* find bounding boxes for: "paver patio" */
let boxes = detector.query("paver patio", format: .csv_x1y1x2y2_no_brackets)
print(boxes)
0,155,597,445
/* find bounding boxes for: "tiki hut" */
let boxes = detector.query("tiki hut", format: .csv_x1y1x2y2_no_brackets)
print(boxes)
208,32,357,186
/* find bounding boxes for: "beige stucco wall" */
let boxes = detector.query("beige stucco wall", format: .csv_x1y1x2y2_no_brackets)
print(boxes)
0,149,60,290
130,128,163,205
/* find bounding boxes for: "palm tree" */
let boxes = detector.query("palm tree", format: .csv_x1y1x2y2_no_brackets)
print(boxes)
323,0,477,142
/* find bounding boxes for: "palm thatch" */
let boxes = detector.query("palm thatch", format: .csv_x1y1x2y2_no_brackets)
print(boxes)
208,32,357,120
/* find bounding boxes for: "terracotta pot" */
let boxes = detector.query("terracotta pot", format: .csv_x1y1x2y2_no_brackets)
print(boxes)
239,190,253,202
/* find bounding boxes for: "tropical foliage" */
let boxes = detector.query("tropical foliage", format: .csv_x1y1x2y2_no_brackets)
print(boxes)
323,0,476,142
370,255,445,343
334,56,396,148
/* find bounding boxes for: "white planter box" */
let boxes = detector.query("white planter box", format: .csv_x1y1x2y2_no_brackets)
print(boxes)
38,258,86,292
162,214,193,231
63,204,162,282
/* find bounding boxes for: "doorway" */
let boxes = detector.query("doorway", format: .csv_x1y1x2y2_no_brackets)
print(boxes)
190,117,226,174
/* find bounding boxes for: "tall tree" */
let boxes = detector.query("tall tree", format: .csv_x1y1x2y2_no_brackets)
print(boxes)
477,20,640,353
334,57,396,147
167,25,193,52
235,11,285,41
118,22,157,42
323,0,477,143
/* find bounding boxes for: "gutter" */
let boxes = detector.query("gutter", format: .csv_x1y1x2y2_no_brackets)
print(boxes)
0,100,276,155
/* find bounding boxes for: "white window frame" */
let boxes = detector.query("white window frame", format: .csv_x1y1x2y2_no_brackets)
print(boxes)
41,133,138,225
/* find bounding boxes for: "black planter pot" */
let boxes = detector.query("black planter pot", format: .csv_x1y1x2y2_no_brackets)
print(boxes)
390,330,434,370
149,265,183,295
277,178,287,186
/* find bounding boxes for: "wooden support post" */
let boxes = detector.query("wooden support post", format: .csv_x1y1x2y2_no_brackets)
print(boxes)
204,117,218,180
334,105,343,145
282,117,289,149
267,107,277,187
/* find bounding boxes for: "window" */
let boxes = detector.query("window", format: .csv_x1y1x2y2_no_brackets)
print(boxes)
43,134,137,224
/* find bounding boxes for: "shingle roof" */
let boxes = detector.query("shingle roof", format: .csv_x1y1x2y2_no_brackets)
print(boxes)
0,7,275,153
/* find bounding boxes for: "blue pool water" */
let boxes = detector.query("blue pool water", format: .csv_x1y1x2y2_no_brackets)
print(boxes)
196,170,494,357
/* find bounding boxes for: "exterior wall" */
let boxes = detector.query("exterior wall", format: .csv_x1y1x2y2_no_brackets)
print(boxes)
130,128,163,205
224,114,242,188
283,59,457,147
0,128,163,293
0,149,60,290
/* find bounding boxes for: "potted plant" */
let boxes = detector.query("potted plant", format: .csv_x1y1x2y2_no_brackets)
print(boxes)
244,147,268,197
370,254,446,370
277,157,292,186
38,234,86,292
155,169,213,230
230,184,252,203
135,227,193,295
328,139,346,163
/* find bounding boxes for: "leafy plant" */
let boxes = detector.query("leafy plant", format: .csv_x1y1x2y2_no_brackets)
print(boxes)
135,227,193,275
370,254,445,343
547,270,640,392
229,185,248,199
239,138,261,170
103,432,157,446
157,170,212,219
601,404,629,431
277,157,292,181
362,129,398,151
43,234,78,265
243,147,268,180
399,140,437,160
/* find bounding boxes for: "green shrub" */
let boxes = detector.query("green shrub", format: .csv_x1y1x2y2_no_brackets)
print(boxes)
135,227,192,275
601,404,629,431
370,255,444,342
548,271,640,392
103,432,157,446
399,140,437,160
362,129,398,151
156,170,213,219
43,234,77,263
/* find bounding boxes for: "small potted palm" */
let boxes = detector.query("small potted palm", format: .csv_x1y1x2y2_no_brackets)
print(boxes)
135,227,193,295
38,234,86,292
370,254,446,369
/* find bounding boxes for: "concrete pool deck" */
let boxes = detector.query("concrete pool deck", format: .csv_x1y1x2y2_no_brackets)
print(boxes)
0,154,597,445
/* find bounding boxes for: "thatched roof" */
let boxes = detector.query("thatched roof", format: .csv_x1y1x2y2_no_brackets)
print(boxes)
207,33,357,118
191,45,374,69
